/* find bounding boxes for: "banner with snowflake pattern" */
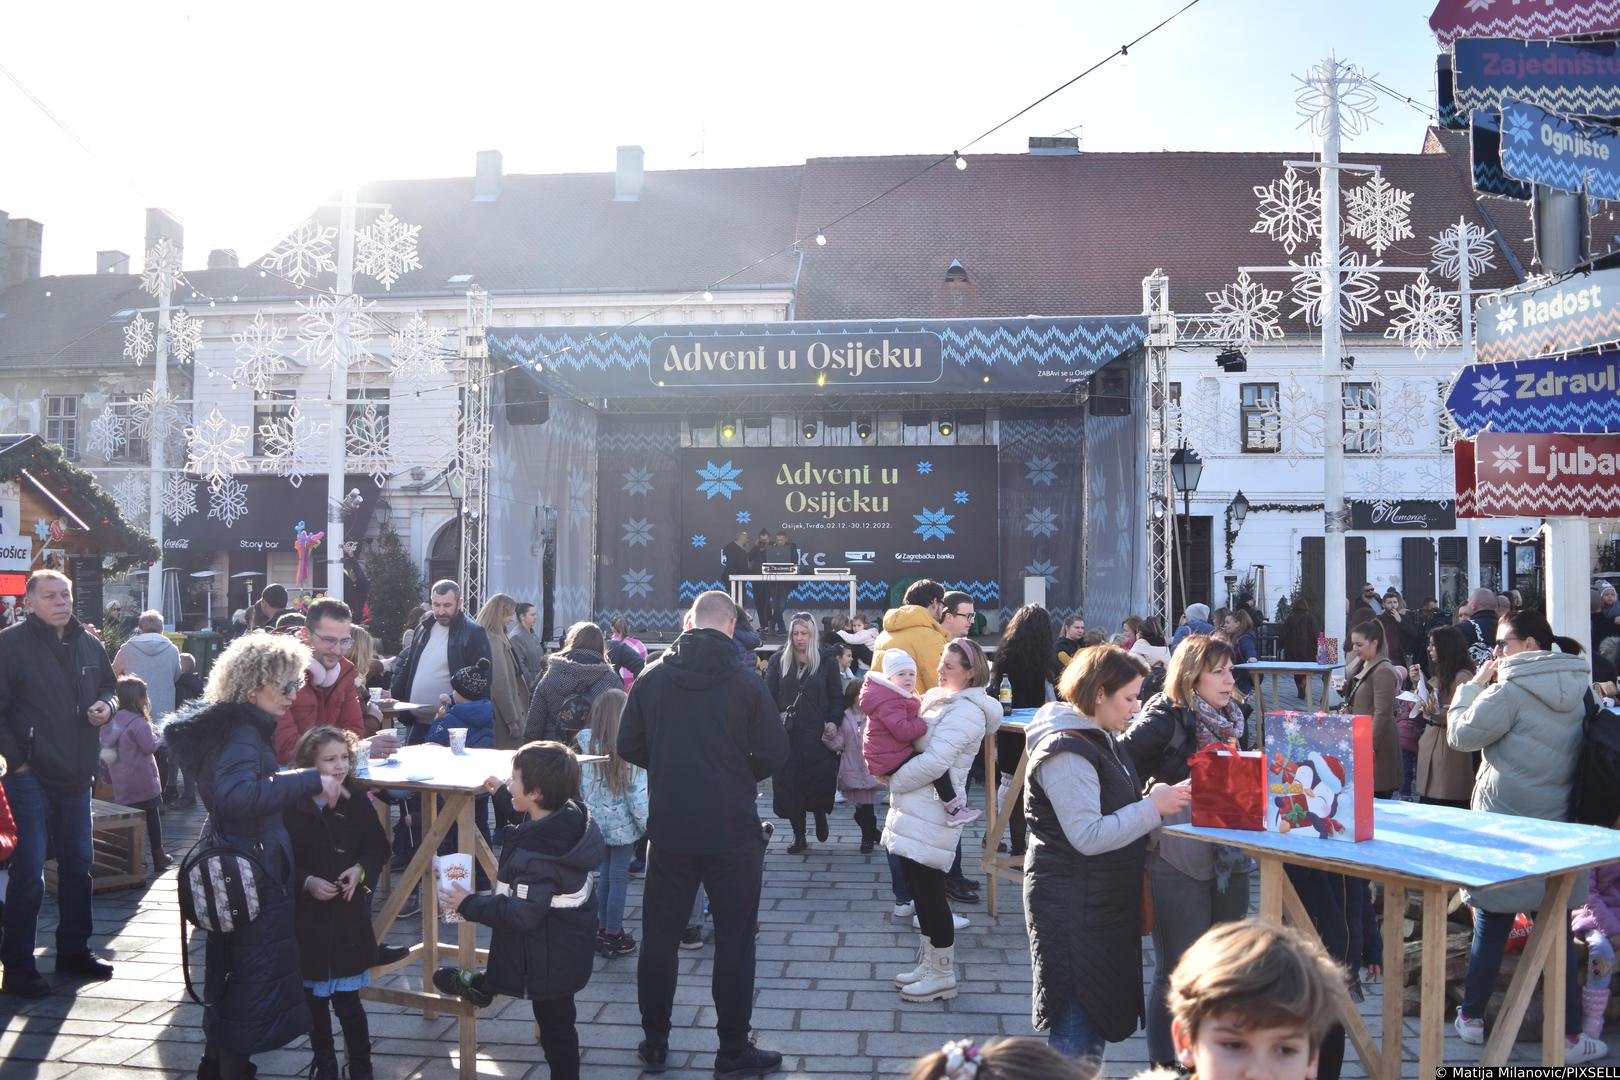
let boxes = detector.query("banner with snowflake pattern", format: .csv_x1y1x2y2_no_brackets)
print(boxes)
1474,265,1620,363
1470,431,1620,516
1499,97,1620,201
1447,351,1620,435
1453,38,1620,119
1430,0,1620,46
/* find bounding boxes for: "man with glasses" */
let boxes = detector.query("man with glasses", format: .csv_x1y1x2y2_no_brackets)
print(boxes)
272,597,366,764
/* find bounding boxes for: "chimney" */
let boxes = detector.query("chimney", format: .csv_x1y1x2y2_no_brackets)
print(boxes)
143,207,183,264
474,149,502,202
97,250,130,275
614,145,644,202
1028,136,1080,156
5,215,43,287
207,248,239,269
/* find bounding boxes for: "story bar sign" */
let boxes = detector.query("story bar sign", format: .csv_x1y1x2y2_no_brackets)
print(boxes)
1474,266,1620,363
650,331,943,390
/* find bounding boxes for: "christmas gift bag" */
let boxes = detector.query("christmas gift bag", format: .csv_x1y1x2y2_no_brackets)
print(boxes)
1264,711,1374,842
1189,743,1266,830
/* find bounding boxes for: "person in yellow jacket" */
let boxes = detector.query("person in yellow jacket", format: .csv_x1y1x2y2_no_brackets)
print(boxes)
872,581,979,695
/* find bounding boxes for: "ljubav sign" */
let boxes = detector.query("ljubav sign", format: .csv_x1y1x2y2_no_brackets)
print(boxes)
1471,432,1620,516
1474,266,1620,363
1445,350,1620,435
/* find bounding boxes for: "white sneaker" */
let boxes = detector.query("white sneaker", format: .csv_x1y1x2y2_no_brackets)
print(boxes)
891,902,915,918
913,913,970,931
1566,1033,1609,1064
1454,1009,1485,1045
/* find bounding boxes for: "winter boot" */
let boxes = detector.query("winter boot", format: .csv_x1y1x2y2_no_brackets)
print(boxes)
899,942,957,1003
341,1017,374,1080
305,1050,340,1080
893,934,930,987
1584,987,1611,1040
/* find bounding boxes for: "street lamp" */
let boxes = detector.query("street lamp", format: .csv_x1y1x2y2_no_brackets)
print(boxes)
1169,446,1203,612
1225,489,1252,601
1231,489,1250,530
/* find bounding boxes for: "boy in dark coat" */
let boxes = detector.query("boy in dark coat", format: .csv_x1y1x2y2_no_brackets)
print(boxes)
435,741,604,1080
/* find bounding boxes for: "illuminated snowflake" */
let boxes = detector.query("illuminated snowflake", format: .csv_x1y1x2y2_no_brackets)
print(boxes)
1206,272,1283,352
1490,444,1523,474
1344,173,1413,258
231,311,290,393
1414,456,1457,499
736,511,751,525
295,291,378,370
354,210,422,291
696,460,743,500
1252,167,1321,255
1024,507,1058,539
139,238,185,299
162,474,199,525
1254,375,1327,466
168,308,203,365
622,466,654,497
1384,272,1460,360
1430,220,1497,282
1355,459,1402,495
1026,456,1057,486
345,403,394,486
1290,251,1383,331
131,387,184,442
184,405,250,488
387,312,450,383
261,220,337,288
112,474,148,520
1295,59,1379,139
622,518,654,547
914,507,956,541
207,477,249,527
691,534,707,548
86,408,128,461
622,568,654,599
1362,377,1425,453
123,314,154,365
256,404,329,487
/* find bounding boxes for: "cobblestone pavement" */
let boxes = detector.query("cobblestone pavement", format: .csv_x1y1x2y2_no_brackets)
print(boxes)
2,680,1616,1076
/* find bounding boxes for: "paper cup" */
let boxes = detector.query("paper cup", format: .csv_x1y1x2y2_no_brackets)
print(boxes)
369,686,383,703
433,854,473,923
355,740,371,778
448,728,468,754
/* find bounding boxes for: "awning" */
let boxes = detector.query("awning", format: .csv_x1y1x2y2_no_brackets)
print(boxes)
165,474,379,555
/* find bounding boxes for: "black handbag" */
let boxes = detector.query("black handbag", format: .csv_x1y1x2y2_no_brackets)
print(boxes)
177,818,280,1004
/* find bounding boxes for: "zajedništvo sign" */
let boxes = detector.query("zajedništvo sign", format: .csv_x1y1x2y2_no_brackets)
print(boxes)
1474,266,1620,363
1446,350,1620,435
1453,38,1620,119
1470,431,1620,516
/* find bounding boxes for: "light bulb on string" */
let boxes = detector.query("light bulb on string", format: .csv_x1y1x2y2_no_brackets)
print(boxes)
702,291,714,302
954,152,966,171
815,232,827,246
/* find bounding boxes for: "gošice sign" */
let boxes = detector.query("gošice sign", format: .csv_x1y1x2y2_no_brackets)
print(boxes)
1474,266,1620,363
1500,97,1620,202
1446,351,1620,435
1431,0,1620,46
1471,432,1620,517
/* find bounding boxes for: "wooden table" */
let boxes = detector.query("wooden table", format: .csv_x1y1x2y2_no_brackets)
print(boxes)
1234,661,1343,747
728,573,858,618
979,708,1037,917
1166,802,1620,1078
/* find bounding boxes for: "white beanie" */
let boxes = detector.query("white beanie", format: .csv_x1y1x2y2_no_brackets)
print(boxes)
881,649,917,676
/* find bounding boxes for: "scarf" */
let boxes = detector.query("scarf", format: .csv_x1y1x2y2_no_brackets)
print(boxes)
1189,692,1249,889
308,658,342,689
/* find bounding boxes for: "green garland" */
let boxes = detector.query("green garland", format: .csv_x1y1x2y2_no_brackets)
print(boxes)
1224,501,1325,569
3,438,159,574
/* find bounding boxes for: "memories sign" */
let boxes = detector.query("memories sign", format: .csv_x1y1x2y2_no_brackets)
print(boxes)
651,331,943,390
1348,500,1456,531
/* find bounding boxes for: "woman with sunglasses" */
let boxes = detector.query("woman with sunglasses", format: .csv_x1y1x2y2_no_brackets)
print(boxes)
164,632,349,1080
1447,609,1608,1062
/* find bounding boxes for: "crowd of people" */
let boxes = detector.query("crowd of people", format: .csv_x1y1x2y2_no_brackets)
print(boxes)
0,564,1615,1077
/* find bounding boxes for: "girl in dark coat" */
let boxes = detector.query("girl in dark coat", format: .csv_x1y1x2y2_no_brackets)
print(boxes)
162,633,347,1080
285,726,390,1080
767,614,843,851
523,622,622,744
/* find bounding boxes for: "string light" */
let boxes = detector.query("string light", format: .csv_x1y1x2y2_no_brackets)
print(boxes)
954,152,966,171
815,232,827,246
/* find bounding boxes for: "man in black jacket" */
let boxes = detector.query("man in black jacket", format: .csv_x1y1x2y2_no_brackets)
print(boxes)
389,580,493,730
0,570,118,997
619,590,788,1077
721,530,755,623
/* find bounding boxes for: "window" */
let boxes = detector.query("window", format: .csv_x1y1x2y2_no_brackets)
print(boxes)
347,385,389,439
252,388,295,456
45,395,79,459
107,394,148,463
1240,383,1278,453
1438,380,1459,450
1343,382,1378,454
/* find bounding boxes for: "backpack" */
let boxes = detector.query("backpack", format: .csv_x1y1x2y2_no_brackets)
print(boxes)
1140,662,1168,703
1571,688,1620,827
554,692,594,742
176,821,281,1005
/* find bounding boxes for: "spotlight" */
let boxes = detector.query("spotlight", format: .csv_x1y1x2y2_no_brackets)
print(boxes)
801,418,820,440
1340,354,1356,371
720,420,737,440
1215,348,1247,373
855,417,874,441
937,417,955,437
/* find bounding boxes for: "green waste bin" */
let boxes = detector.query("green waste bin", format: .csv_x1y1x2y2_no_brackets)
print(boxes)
183,631,223,680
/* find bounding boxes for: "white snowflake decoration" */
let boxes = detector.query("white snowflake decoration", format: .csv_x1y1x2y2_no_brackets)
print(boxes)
131,387,184,442
1430,221,1497,282
162,474,200,525
1254,374,1327,466
261,220,337,288
388,313,450,383
184,405,250,488
231,311,290,392
112,474,149,520
86,408,128,461
1362,375,1425,454
1414,456,1457,500
1205,272,1284,352
256,404,329,487
168,308,203,365
1295,59,1380,139
1491,444,1523,474
1344,173,1414,258
1493,301,1518,335
1355,458,1402,494
354,210,422,291
1168,377,1223,450
139,238,185,299
1291,251,1383,331
295,291,378,370
1252,167,1321,255
1384,272,1461,360
122,314,155,365
207,477,250,527
345,403,394,486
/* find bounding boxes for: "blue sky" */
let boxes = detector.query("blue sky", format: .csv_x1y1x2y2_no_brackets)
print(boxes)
2,0,1442,277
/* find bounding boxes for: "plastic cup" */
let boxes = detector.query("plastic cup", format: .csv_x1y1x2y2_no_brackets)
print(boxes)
355,740,371,778
369,686,383,703
448,728,468,754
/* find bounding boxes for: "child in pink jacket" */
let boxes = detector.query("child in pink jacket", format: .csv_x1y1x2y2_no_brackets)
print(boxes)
1573,861,1620,1038
101,675,170,870
859,650,978,826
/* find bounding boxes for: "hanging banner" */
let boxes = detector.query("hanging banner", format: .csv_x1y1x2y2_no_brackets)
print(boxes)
1431,0,1620,45
1501,97,1620,201
1437,54,1468,132
1348,500,1457,531
649,331,945,391
0,480,24,575
1454,38,1620,119
1456,439,1481,519
1471,110,1534,201
1471,431,1620,516
1446,351,1620,435
1474,265,1620,363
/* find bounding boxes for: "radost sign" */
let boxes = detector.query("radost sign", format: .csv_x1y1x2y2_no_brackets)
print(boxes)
1471,432,1620,516
1474,266,1620,363
650,332,943,390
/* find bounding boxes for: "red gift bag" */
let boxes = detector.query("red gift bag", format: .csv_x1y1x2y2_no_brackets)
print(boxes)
1189,743,1266,830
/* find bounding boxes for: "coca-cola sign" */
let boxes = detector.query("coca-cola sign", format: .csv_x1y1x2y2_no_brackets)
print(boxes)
1471,432,1620,516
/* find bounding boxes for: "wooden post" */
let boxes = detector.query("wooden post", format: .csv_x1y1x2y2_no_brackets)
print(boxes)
456,793,478,1079
1258,856,1284,923
1542,872,1572,1067
421,792,439,1021
1381,883,1406,1080
1419,886,1448,1077
1481,872,1576,1065
982,730,1000,917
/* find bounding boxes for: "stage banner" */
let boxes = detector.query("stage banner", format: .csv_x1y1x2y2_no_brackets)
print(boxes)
676,446,1000,610
1446,351,1620,435
1453,38,1620,119
1501,97,1620,201
1474,265,1620,363
1431,0,1620,45
1471,431,1620,516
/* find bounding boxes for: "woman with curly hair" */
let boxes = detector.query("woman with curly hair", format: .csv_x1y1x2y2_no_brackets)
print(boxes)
989,605,1057,857
164,633,348,1080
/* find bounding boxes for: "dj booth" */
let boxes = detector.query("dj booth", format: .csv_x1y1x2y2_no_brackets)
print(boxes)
727,571,858,619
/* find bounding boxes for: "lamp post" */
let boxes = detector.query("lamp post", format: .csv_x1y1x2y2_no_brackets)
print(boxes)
1225,490,1250,610
1170,445,1204,613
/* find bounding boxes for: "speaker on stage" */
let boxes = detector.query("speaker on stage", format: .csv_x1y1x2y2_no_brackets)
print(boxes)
503,367,550,426
1089,364,1130,417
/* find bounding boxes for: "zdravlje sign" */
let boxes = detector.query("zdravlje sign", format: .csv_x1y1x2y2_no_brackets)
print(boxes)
1446,350,1620,435
650,332,944,390
1474,266,1620,363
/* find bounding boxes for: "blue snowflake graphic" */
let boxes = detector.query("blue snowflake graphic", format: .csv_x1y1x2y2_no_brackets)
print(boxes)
691,534,707,548
1024,559,1058,587
1504,109,1534,145
913,507,955,541
916,461,933,475
1026,455,1057,487
622,568,654,599
736,510,751,525
33,518,50,542
622,466,654,496
696,460,744,500
622,518,653,547
1025,507,1059,538
953,490,970,504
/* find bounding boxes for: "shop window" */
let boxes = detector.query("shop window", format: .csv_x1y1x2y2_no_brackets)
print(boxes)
1239,383,1277,453
45,395,79,459
1342,382,1378,454
347,385,390,439
107,394,148,463
252,388,295,456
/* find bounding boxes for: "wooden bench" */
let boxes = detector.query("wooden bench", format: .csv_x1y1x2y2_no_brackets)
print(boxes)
44,799,148,893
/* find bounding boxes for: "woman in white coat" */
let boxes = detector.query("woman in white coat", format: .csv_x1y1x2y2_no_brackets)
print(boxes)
882,637,1001,1004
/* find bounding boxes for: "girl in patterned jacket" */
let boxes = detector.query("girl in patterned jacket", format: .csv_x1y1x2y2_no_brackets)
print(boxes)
575,689,648,958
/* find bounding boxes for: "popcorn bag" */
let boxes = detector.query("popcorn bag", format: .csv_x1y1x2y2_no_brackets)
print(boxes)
1264,711,1374,842
432,854,474,923
1188,743,1266,830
